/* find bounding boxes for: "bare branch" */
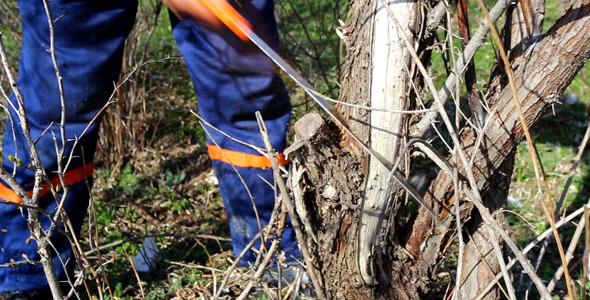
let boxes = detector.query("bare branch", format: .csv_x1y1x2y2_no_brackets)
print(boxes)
412,0,512,137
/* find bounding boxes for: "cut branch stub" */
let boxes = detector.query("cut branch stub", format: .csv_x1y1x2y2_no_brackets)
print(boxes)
288,112,373,299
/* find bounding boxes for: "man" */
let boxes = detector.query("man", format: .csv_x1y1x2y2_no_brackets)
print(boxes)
0,0,299,298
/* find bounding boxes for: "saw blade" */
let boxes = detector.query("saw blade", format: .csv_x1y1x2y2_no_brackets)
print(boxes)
200,0,436,216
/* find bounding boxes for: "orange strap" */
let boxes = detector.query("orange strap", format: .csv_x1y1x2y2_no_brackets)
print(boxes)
208,145,289,168
0,163,94,204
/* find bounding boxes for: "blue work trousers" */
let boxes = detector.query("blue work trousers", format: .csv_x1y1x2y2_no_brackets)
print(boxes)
0,0,298,293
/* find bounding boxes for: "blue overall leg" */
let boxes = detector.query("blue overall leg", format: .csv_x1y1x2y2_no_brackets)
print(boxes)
171,0,300,266
0,0,137,293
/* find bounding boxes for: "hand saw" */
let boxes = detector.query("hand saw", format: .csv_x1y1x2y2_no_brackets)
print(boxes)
198,0,436,216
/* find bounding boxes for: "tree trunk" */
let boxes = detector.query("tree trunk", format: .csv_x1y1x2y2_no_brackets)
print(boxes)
290,0,590,298
356,0,421,287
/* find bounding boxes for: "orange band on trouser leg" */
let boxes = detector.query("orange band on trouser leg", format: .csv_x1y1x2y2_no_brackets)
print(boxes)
0,164,95,293
0,163,94,204
207,145,289,168
206,147,300,266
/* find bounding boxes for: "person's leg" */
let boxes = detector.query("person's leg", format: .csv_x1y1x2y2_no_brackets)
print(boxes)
171,0,300,266
0,0,137,293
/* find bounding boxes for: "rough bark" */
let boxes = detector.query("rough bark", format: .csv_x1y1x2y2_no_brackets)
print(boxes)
290,0,590,298
290,112,372,299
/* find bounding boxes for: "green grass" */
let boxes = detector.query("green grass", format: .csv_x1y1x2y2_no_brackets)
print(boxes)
508,66,590,240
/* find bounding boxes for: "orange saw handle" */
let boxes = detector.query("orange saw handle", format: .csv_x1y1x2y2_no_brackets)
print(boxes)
198,0,252,41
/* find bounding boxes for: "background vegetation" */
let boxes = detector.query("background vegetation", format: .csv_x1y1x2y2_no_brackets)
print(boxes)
0,0,589,298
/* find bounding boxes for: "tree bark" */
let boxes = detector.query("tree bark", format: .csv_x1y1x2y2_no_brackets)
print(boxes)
290,112,372,299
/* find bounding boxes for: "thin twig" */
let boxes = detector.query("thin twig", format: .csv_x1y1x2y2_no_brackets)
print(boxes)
213,118,291,298
41,2,77,262
170,261,226,274
255,111,326,300
41,0,68,198
124,247,146,300
452,153,464,300
525,238,549,293
310,89,434,114
447,8,465,298
235,168,289,299
0,20,44,205
583,206,590,300
213,232,261,299
202,125,266,247
0,11,62,298
412,0,512,137
190,111,271,163
86,192,111,300
546,211,586,292
462,188,551,299
0,260,43,268
62,57,180,174
234,137,289,299
235,201,286,300
487,217,518,299
555,120,590,220
475,206,586,299
457,0,485,127
84,233,230,257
